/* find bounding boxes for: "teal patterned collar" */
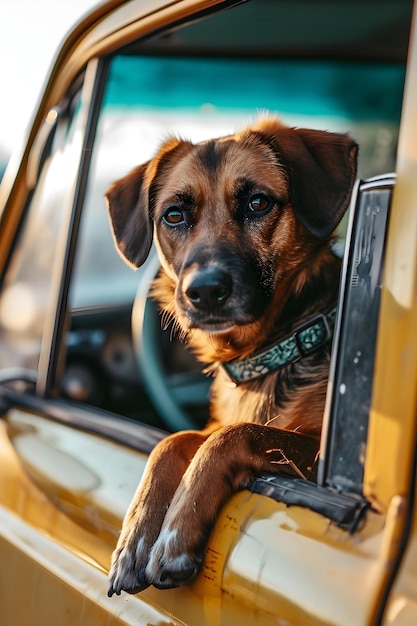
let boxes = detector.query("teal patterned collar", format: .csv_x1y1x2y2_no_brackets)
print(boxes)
222,306,337,385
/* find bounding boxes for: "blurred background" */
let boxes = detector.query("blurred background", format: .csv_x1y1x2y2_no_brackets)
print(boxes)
0,0,98,179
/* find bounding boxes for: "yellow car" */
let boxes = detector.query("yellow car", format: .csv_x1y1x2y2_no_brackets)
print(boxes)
0,0,416,624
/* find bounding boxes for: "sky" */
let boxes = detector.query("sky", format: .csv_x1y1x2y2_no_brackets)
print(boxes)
0,0,99,163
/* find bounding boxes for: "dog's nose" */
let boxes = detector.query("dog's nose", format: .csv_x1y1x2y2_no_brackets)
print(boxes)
184,267,232,310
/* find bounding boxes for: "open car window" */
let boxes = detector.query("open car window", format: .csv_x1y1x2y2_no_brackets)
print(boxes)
71,53,404,311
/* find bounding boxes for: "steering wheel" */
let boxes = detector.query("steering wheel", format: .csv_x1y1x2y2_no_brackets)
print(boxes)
132,251,211,431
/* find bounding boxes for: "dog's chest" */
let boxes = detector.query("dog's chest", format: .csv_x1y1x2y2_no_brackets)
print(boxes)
209,359,327,436
210,367,289,428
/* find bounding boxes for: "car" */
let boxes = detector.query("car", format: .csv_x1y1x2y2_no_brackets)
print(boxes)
0,0,416,624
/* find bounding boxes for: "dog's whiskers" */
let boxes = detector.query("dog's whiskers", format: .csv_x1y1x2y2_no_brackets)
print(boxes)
176,326,189,344
160,310,173,331
159,309,185,342
165,315,189,344
265,414,282,426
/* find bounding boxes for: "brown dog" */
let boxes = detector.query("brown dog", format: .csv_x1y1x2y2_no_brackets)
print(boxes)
106,117,357,596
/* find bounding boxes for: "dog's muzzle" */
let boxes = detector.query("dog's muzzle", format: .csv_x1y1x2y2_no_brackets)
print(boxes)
183,266,232,311
177,247,272,331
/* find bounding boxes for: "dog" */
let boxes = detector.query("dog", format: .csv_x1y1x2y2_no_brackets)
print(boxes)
105,116,358,596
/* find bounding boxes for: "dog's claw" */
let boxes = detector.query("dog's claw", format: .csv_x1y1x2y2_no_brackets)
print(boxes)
108,577,150,597
107,576,150,597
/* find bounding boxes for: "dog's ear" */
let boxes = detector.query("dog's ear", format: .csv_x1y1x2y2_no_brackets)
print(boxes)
287,127,358,238
106,163,152,268
105,138,192,268
254,119,358,239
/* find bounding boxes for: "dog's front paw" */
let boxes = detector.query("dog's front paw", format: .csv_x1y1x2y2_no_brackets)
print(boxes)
108,537,150,597
145,524,204,589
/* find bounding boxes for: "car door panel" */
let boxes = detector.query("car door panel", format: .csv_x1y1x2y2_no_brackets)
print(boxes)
0,407,393,626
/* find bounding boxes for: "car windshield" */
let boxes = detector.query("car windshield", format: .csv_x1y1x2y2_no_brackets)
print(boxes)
70,54,405,310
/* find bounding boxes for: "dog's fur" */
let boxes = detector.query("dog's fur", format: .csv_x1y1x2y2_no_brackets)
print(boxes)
105,117,357,596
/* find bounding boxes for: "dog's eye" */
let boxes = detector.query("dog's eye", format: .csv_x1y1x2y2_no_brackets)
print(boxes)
162,207,185,226
247,193,274,216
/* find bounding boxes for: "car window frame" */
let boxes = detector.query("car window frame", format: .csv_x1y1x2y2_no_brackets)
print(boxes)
36,58,110,397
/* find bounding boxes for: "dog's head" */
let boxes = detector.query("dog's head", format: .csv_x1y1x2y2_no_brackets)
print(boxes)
106,117,357,354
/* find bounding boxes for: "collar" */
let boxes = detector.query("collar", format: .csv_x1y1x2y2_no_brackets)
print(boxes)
222,306,337,385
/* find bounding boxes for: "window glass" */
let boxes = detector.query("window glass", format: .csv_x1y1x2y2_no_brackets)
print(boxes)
0,95,83,374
